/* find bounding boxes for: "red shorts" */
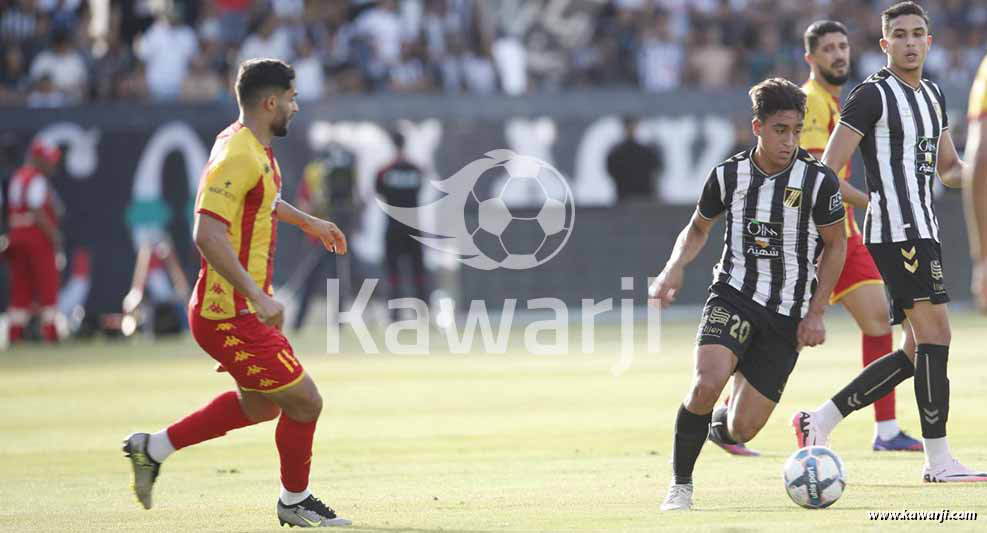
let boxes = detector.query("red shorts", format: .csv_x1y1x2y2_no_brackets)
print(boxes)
831,233,884,304
190,312,305,393
6,236,58,309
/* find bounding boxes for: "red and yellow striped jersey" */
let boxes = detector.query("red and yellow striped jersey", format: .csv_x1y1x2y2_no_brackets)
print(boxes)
190,122,283,320
801,78,858,237
968,54,987,121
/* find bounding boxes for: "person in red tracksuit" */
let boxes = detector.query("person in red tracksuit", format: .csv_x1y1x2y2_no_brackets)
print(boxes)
6,140,62,343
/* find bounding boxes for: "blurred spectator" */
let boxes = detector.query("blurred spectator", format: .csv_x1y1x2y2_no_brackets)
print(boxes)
606,116,663,202
29,28,87,103
637,11,683,92
0,46,28,104
0,0,37,44
294,36,326,101
181,56,223,103
26,74,68,108
90,32,134,100
137,6,198,100
492,31,527,95
239,13,294,65
684,26,733,88
389,41,431,92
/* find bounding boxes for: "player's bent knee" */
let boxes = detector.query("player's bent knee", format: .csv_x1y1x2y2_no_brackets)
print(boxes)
728,417,762,443
687,377,725,412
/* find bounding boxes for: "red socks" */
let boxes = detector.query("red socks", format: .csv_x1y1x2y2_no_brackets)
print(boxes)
863,333,895,422
276,414,318,492
167,391,256,450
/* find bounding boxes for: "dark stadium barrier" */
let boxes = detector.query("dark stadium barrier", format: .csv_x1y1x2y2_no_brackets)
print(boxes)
1,87,975,316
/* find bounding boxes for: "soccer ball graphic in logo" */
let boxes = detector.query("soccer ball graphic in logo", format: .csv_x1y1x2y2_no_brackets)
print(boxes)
783,446,846,509
376,149,575,271
464,153,574,270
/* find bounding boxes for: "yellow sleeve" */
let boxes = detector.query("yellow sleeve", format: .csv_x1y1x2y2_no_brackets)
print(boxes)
196,151,261,225
968,55,987,121
800,91,831,152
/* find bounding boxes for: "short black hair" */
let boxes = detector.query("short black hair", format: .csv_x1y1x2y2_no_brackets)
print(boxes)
804,20,848,54
749,78,806,122
882,1,929,36
235,59,295,107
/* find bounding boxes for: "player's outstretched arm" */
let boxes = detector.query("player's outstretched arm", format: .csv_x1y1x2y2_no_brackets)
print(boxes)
821,124,869,208
964,116,987,312
194,213,284,328
648,210,717,308
936,129,966,188
276,199,348,255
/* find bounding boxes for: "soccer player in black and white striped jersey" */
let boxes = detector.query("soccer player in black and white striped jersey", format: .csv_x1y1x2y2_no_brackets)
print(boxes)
649,78,848,511
791,2,987,483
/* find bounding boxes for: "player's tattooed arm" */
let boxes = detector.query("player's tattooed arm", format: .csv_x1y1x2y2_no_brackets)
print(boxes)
821,124,869,209
936,129,966,188
275,199,348,254
648,210,717,308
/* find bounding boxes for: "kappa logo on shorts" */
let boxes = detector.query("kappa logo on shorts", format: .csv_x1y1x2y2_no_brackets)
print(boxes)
930,260,943,281
234,350,255,362
216,323,235,332
223,336,243,347
259,378,279,388
901,246,919,273
246,364,266,376
783,187,802,208
210,283,226,295
208,303,226,314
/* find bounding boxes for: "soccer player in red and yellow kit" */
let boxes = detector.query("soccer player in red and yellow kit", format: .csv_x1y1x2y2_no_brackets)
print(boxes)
123,59,352,528
5,140,62,343
965,53,987,312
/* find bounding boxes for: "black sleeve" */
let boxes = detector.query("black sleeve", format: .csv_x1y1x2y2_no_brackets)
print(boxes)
697,168,725,219
812,170,846,227
839,82,882,137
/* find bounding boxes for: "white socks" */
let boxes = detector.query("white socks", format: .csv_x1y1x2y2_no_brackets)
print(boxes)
924,437,951,467
147,430,175,463
813,400,844,437
875,419,901,441
280,487,311,506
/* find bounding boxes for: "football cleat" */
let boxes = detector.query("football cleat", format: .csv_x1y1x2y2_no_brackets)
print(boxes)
122,432,161,510
660,482,693,511
792,411,830,448
923,459,987,483
277,495,352,527
708,431,761,457
873,431,923,452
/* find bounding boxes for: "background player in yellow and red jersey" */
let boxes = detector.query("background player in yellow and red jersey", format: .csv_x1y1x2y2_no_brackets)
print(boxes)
122,59,352,528
800,20,920,452
965,53,987,313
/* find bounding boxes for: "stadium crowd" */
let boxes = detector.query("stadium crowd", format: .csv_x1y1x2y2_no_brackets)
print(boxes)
0,0,984,106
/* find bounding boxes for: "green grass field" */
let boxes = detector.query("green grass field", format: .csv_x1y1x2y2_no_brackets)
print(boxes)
2,311,986,532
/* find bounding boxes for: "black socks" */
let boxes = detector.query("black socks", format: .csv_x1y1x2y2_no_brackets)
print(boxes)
831,349,914,417
672,404,712,485
914,344,949,439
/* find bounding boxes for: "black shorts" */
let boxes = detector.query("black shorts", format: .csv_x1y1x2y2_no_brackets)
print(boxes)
866,239,950,326
696,283,801,403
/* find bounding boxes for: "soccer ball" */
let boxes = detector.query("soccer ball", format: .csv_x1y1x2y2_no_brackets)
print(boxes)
463,154,574,270
783,446,846,509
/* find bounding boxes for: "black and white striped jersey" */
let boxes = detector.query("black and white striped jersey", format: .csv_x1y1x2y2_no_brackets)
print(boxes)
698,148,846,319
839,67,948,244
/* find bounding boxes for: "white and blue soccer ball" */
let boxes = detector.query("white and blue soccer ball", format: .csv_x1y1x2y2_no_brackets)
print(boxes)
783,446,846,509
